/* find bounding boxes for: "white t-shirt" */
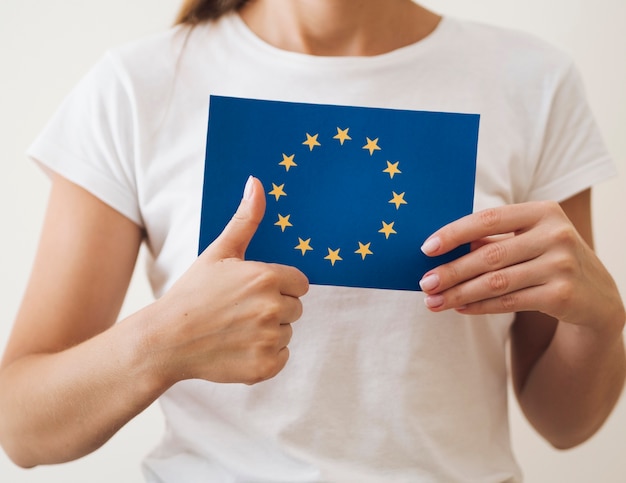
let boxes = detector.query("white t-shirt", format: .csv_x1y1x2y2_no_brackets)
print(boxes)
28,12,615,483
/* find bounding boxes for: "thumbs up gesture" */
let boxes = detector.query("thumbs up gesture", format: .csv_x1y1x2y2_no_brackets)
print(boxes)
149,177,309,386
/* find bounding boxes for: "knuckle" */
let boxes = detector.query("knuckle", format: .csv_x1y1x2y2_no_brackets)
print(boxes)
551,224,578,248
552,279,575,310
253,268,280,290
486,271,510,293
499,293,518,311
260,328,281,348
479,208,500,228
258,301,282,324
550,249,579,277
546,280,574,319
482,242,507,267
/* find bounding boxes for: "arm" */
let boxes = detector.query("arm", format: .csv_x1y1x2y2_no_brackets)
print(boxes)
0,174,308,467
0,174,148,467
510,192,625,448
419,189,625,449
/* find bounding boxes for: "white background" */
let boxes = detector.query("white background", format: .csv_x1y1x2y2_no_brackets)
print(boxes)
0,1,624,481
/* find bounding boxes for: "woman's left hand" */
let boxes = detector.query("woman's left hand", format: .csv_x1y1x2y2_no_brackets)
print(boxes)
418,200,624,332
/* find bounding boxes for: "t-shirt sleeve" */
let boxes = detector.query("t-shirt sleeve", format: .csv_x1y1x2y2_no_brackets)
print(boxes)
27,52,143,227
525,61,617,202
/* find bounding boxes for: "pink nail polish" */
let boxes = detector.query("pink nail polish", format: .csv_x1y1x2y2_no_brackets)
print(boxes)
243,176,254,200
419,273,440,291
421,236,441,255
424,294,444,308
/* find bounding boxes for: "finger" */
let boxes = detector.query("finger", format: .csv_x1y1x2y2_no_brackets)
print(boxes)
424,258,547,311
268,263,310,298
274,347,290,374
469,233,515,252
245,347,290,386
205,176,266,261
453,285,556,316
421,231,544,293
277,323,293,348
277,293,305,325
421,202,556,256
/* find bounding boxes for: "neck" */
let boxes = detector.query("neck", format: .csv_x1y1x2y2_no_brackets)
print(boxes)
238,0,441,56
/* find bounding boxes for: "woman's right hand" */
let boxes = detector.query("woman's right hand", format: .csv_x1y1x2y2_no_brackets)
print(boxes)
0,175,305,467
147,176,309,386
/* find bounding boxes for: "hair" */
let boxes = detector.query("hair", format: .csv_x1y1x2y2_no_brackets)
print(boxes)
174,0,248,25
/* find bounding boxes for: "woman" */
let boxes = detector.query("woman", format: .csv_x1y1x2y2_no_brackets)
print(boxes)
1,0,624,481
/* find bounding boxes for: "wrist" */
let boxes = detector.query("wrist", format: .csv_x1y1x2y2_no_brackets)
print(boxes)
116,301,180,398
556,305,625,366
583,299,625,344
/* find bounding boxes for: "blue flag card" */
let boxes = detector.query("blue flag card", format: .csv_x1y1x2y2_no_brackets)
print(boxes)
199,96,478,291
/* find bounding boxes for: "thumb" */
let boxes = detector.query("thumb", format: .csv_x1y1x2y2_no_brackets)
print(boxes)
205,176,266,261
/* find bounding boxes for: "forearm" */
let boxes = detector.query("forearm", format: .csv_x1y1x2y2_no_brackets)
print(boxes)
0,307,166,468
517,316,626,449
0,177,306,467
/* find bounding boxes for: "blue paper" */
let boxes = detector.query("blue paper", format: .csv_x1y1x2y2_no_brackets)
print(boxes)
199,96,478,291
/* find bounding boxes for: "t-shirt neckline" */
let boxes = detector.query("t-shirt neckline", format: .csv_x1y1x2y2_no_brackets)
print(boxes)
224,11,452,69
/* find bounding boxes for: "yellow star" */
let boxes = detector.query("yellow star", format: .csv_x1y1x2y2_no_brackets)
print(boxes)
362,137,381,156
295,237,314,255
302,133,321,151
378,221,397,239
294,237,313,256
333,127,352,145
268,183,287,201
279,153,297,171
355,242,373,260
274,214,293,232
389,191,408,210
383,161,401,179
324,248,343,266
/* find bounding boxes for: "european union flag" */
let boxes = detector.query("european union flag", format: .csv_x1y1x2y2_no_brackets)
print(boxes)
199,96,478,291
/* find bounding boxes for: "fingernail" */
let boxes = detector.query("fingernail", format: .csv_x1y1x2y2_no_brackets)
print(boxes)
424,294,444,308
419,273,440,291
243,176,254,200
421,236,440,255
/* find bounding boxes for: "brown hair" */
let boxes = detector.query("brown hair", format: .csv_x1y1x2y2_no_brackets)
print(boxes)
175,0,248,25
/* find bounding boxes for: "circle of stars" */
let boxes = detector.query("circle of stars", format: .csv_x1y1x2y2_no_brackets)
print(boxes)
269,126,407,266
